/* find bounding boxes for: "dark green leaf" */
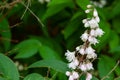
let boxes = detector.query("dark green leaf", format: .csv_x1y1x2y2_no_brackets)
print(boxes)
0,54,19,80
0,15,11,51
98,55,115,80
24,73,44,80
29,60,69,73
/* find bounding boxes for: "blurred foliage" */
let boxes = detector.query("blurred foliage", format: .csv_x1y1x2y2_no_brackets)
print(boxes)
0,0,120,80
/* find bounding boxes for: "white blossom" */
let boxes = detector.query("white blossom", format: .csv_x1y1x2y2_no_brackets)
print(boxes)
86,62,94,70
84,21,90,28
65,50,75,62
87,5,92,8
85,46,95,54
85,9,91,13
94,16,100,23
86,73,92,80
82,19,88,23
93,9,98,17
66,71,79,80
89,18,99,28
68,59,79,69
90,29,95,36
79,48,86,55
87,53,97,59
81,32,89,42
95,28,104,37
88,36,98,45
79,63,87,71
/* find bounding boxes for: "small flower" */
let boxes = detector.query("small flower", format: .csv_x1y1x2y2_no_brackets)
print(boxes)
89,18,99,28
84,21,90,28
93,9,98,17
68,58,79,69
86,73,92,80
66,71,79,80
94,16,100,23
79,48,86,55
90,29,95,36
66,71,71,76
85,9,91,13
85,46,95,54
79,63,87,71
95,28,104,37
87,5,92,8
65,50,75,62
82,19,88,23
88,36,98,45
86,62,94,70
81,32,89,42
87,53,97,59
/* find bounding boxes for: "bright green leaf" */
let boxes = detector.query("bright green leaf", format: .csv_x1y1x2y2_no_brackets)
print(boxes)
38,45,61,60
0,54,19,80
76,0,90,10
24,73,44,80
14,39,41,59
29,60,69,73
109,30,119,50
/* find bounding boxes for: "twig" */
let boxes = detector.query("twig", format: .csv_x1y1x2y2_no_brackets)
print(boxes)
20,1,44,27
101,60,120,80
21,0,30,19
0,0,21,9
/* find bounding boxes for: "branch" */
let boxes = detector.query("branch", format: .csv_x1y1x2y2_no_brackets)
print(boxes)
101,60,120,80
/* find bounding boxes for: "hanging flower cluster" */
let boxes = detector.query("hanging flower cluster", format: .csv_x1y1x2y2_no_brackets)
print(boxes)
65,4,104,80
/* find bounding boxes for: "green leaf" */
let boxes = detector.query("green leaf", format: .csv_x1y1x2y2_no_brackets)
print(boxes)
29,60,69,73
14,39,41,59
38,45,61,60
24,73,44,80
0,15,11,51
98,55,115,80
109,31,119,50
43,0,74,20
0,54,19,80
76,0,90,10
63,17,82,39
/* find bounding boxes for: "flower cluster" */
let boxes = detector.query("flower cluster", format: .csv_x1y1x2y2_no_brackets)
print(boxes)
65,4,104,80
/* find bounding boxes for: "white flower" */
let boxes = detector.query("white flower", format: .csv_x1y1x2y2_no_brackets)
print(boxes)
68,58,79,69
87,52,97,59
66,71,71,76
94,16,100,23
85,9,91,13
86,62,94,70
88,36,98,45
67,71,79,80
72,71,79,79
79,63,87,71
85,46,95,54
88,18,99,28
93,9,98,17
79,48,85,55
82,19,88,23
65,50,75,62
95,28,104,37
87,5,92,8
90,29,95,36
81,32,89,42
86,73,92,80
84,21,90,27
